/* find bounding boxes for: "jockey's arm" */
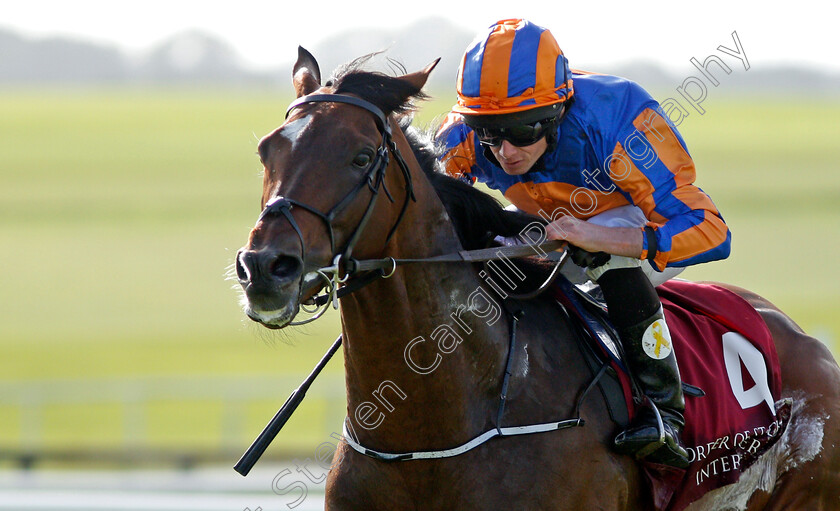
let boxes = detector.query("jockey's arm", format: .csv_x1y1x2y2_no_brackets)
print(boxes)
590,108,730,271
545,217,643,258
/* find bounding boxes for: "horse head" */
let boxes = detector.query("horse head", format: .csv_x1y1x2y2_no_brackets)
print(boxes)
235,47,438,329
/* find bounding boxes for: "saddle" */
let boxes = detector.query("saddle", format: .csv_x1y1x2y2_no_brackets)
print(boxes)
551,275,791,511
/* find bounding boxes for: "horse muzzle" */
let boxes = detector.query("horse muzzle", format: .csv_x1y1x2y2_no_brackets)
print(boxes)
235,247,304,328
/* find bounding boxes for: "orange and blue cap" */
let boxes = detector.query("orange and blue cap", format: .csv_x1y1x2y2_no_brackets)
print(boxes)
455,19,573,127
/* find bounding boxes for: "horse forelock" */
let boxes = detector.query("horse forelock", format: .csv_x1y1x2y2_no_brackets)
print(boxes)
329,56,427,116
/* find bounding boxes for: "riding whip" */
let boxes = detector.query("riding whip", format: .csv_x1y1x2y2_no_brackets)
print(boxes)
234,334,343,476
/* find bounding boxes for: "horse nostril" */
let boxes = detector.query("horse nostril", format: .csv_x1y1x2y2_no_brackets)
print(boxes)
270,255,302,281
235,252,249,282
237,249,302,287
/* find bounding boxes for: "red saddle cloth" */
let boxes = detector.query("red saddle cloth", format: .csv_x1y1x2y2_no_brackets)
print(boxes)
647,280,789,510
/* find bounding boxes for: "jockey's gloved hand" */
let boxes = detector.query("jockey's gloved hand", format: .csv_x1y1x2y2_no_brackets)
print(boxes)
568,245,611,269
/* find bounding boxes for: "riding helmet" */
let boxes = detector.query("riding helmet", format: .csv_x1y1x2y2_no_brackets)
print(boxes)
454,19,574,129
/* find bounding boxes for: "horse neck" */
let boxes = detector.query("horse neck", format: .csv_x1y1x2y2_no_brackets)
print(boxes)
338,150,510,450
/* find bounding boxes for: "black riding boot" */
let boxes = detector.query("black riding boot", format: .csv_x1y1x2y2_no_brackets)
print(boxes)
596,267,690,469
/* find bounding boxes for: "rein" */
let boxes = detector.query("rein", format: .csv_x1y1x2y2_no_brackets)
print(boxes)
308,238,569,310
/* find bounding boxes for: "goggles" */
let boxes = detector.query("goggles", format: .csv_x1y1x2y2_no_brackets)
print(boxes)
474,118,557,147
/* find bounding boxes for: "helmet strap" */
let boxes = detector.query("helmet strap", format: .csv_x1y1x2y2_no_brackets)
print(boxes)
482,144,502,168
545,124,559,152
545,96,574,152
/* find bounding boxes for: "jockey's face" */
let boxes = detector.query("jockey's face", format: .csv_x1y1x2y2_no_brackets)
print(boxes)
488,137,548,176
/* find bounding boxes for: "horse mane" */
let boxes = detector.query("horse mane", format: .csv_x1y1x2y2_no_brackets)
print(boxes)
402,124,539,250
329,59,540,250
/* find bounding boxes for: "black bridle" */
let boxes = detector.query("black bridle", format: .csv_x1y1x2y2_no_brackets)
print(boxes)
235,93,423,473
236,92,573,476
257,93,416,277
256,92,567,317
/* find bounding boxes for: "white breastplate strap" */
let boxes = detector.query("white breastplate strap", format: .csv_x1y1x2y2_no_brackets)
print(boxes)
342,417,584,461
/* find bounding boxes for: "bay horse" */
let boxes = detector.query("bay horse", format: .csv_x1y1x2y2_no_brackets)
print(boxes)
235,48,840,510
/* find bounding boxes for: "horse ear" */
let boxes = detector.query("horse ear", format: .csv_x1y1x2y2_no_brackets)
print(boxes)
399,58,440,92
293,46,322,97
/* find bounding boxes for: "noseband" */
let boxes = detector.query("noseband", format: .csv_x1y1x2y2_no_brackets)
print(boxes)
255,93,416,323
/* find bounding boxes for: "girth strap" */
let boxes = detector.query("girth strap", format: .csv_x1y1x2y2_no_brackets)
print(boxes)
341,417,583,462
340,308,613,463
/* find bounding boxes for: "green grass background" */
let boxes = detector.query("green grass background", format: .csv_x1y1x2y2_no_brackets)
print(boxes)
1,88,838,461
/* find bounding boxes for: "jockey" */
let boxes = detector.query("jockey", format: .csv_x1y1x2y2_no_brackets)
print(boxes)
436,19,731,468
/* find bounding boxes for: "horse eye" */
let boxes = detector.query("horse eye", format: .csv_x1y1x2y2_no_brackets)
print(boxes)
352,151,373,168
